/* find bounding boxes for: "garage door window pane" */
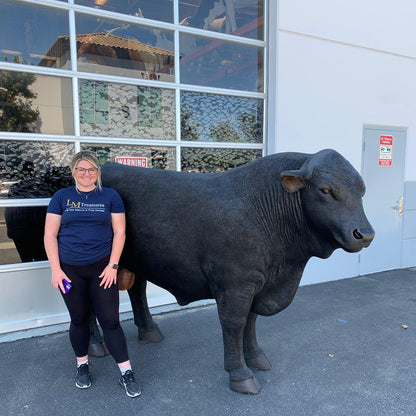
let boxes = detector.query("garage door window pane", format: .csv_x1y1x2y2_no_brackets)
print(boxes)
180,34,263,92
0,206,48,265
79,81,175,139
0,0,69,68
82,144,176,170
181,92,263,143
0,71,74,135
181,147,261,172
75,14,174,81
179,0,264,40
75,0,173,23
0,141,74,199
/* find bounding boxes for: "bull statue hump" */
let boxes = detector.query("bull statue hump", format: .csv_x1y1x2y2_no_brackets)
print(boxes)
101,148,375,395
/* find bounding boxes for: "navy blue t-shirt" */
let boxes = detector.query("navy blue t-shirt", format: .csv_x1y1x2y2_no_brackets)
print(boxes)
47,186,125,266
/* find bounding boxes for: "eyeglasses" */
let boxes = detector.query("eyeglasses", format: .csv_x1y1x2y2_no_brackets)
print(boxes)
74,167,98,174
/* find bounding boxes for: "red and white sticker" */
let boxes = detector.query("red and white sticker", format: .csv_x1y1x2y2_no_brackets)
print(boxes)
115,156,148,168
379,135,393,166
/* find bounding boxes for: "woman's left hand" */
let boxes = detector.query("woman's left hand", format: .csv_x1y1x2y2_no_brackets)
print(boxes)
99,265,118,289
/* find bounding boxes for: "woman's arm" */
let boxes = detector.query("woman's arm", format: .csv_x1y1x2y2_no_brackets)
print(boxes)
44,212,70,292
109,212,126,266
99,212,126,289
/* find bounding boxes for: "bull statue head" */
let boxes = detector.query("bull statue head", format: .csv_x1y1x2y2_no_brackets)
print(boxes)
280,149,375,255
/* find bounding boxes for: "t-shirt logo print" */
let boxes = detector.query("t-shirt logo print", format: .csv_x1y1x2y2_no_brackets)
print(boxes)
66,199,81,208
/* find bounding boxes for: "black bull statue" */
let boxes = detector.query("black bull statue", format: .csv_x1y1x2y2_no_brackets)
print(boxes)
100,149,375,394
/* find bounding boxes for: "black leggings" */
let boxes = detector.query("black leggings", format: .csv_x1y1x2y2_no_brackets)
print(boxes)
60,256,129,364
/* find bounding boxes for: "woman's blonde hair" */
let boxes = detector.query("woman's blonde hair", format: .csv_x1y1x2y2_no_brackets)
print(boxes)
70,150,102,190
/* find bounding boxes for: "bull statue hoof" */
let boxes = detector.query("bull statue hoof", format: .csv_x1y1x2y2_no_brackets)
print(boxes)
88,341,109,358
138,325,165,344
230,375,261,395
246,352,272,371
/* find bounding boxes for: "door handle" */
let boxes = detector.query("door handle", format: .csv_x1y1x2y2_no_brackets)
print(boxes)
392,196,403,216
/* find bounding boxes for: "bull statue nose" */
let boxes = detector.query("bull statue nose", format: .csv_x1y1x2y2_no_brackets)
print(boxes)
352,228,375,246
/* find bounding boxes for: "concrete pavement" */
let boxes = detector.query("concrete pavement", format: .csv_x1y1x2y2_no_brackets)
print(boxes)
1,268,416,416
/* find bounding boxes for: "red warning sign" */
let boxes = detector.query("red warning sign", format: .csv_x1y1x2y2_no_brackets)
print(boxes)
379,135,393,166
115,156,147,168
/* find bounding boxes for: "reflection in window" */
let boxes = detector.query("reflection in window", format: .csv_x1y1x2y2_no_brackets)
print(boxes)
80,81,175,139
75,14,174,80
179,0,264,40
180,34,263,91
82,144,176,170
0,206,48,265
181,147,262,172
0,141,74,199
75,0,173,23
0,70,74,135
0,70,39,133
138,87,162,128
80,81,109,125
0,0,69,68
181,92,263,143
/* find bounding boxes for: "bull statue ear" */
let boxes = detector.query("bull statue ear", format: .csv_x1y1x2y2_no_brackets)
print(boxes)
280,170,308,193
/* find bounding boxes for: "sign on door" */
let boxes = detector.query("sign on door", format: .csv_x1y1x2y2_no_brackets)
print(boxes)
379,135,393,166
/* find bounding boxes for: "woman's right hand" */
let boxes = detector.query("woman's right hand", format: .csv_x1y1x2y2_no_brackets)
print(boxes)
51,268,71,294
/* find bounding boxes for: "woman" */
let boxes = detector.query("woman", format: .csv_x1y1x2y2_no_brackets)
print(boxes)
44,150,140,398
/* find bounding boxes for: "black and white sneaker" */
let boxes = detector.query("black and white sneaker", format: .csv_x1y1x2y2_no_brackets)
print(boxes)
119,370,141,398
75,363,91,389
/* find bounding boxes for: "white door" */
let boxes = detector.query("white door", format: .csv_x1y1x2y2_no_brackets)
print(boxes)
360,126,406,274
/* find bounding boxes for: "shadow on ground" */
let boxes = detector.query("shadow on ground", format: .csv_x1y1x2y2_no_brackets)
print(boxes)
1,268,416,416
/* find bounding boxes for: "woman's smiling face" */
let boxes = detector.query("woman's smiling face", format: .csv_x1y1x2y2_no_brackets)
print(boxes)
73,160,98,191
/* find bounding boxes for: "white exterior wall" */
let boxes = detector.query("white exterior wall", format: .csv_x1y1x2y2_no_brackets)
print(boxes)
0,262,177,335
3,1,416,338
269,0,416,284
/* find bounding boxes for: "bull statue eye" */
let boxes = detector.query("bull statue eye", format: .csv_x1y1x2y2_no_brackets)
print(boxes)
319,188,331,195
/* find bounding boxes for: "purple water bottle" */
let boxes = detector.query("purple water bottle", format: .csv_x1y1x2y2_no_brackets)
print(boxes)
62,279,72,294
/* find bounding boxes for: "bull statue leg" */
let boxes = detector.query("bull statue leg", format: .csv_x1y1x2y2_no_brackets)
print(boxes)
127,278,164,343
216,291,262,395
243,312,271,371
88,305,109,357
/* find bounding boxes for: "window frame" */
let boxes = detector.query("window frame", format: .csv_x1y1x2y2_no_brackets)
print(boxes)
0,0,269,270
